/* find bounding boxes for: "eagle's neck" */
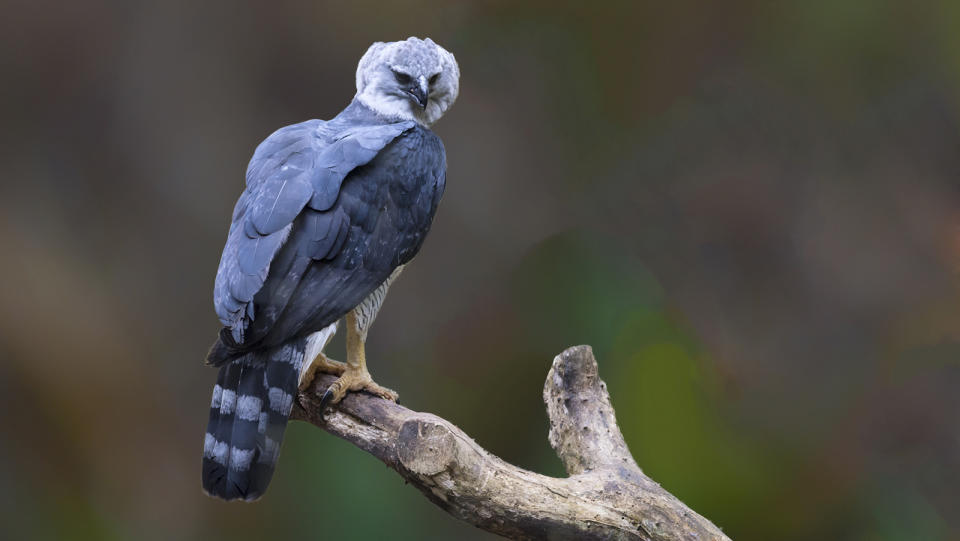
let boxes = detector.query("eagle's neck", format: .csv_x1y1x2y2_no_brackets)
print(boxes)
338,99,388,124
352,91,430,127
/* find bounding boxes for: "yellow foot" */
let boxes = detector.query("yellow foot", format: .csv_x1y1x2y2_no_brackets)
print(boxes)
298,353,347,392
319,368,399,410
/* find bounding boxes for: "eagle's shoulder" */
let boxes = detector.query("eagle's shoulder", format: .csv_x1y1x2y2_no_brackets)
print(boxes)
244,120,323,188
375,123,446,178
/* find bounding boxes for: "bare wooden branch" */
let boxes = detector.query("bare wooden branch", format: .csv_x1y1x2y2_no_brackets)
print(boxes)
292,345,731,541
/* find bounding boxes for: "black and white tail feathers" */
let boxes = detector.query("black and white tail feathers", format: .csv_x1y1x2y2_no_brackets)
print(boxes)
202,339,304,501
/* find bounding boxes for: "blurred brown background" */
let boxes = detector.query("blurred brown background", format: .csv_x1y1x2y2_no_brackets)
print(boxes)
1,1,958,540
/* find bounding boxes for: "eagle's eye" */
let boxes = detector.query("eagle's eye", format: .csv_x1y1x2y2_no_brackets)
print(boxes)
393,70,412,86
428,73,440,86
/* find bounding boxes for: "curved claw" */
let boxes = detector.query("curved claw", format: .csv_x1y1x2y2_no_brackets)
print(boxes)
319,387,336,412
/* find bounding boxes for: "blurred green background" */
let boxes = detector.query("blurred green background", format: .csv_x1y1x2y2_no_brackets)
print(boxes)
1,1,958,539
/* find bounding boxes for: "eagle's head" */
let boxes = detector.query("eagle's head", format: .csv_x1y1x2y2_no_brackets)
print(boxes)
355,37,459,127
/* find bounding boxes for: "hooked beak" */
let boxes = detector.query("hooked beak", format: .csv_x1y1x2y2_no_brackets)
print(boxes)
407,75,429,109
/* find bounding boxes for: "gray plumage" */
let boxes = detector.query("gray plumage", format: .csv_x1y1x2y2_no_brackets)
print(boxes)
202,37,458,501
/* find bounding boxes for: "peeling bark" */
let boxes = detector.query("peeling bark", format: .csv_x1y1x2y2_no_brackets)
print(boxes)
293,345,731,541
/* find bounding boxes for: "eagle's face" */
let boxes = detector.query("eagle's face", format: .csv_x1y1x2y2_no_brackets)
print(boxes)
356,37,459,126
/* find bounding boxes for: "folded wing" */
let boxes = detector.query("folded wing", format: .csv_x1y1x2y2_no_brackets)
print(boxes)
213,119,416,345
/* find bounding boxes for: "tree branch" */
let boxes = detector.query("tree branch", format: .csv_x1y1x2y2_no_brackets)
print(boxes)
292,345,731,540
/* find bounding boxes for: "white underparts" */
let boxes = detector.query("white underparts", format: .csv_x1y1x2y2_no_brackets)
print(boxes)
299,321,339,384
351,265,404,341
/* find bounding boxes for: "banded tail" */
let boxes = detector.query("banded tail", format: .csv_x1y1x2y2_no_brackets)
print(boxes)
202,340,304,501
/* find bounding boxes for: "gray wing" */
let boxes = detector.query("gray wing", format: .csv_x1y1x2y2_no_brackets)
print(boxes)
244,125,446,347
213,119,416,344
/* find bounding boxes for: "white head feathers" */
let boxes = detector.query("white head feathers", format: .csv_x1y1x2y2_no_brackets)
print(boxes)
355,37,460,127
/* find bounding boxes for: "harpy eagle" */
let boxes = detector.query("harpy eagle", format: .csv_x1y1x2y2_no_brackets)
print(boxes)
202,37,459,501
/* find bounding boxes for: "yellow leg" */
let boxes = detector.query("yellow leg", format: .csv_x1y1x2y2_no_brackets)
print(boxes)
320,311,398,408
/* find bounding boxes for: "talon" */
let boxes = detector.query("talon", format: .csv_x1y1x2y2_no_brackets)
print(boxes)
319,388,334,412
299,353,347,391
